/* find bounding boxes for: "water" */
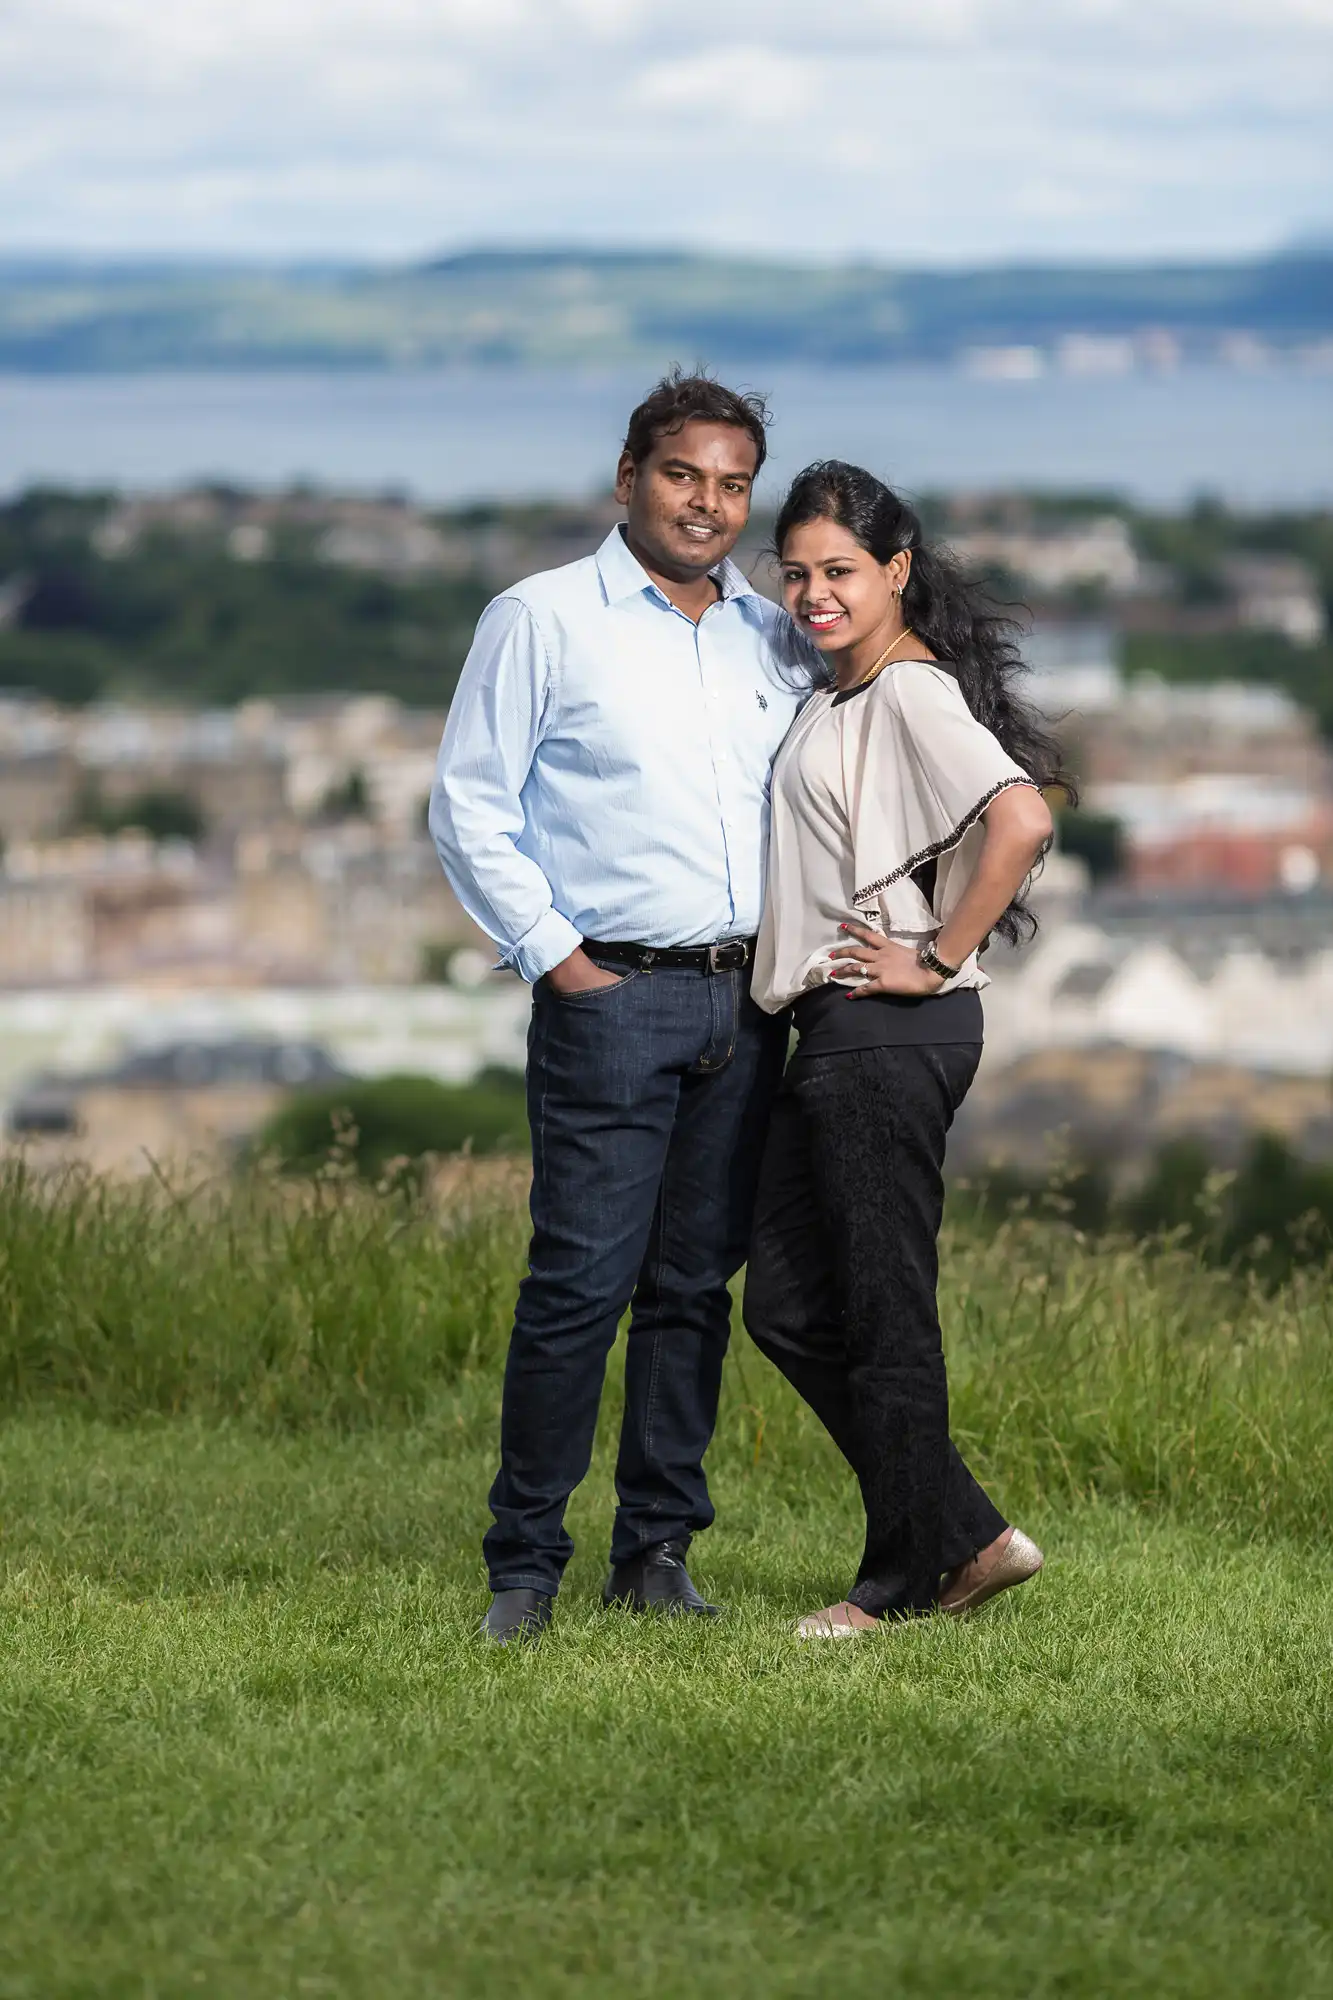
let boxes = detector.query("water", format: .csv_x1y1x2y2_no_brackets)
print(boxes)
1,364,1330,507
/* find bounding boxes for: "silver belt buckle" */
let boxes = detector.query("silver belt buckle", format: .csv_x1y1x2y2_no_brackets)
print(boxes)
708,942,745,972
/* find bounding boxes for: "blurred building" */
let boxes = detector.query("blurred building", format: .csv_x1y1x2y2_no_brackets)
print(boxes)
948,516,1143,595
1121,822,1330,896
955,1043,1333,1178
250,693,444,832
983,890,1333,1077
0,690,451,855
1029,630,1333,895
92,486,624,592
961,884,1333,1176
1231,555,1327,645
235,823,486,984
1028,646,1327,787
1086,775,1333,894
72,704,289,843
6,1036,348,1176
0,833,216,984
0,822,486,990
0,698,79,841
0,687,501,989
0,871,90,981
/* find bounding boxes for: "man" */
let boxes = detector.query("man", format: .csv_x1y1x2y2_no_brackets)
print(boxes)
430,371,809,1644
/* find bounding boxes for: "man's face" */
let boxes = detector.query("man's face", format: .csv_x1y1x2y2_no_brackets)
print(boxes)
614,420,759,580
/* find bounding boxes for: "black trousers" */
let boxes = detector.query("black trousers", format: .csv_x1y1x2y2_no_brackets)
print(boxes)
742,1042,1007,1616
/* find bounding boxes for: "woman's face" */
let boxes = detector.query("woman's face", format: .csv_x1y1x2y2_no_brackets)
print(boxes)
778,517,909,653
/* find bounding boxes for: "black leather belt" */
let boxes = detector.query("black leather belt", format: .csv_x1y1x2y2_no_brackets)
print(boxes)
583,936,756,973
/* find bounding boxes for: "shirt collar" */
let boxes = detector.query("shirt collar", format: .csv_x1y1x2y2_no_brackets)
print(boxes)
595,524,758,608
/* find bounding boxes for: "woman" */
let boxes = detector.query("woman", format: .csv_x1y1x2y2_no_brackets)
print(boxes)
745,461,1070,1638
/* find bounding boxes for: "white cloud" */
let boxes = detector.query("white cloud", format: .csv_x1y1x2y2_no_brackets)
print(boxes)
631,49,808,122
0,0,1329,260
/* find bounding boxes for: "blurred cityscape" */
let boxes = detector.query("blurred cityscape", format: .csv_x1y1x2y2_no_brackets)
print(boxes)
2,479,1331,1182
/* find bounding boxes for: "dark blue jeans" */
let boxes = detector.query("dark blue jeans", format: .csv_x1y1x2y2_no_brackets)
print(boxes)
484,960,789,1595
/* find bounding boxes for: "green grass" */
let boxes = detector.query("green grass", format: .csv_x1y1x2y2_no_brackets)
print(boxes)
2,1164,1333,1996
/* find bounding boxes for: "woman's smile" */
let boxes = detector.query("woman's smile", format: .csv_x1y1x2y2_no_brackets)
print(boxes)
801,605,847,634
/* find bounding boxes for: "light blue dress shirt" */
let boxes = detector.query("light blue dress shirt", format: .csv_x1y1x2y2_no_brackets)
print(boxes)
430,526,810,983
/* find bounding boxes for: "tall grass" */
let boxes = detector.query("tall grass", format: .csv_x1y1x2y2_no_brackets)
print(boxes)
0,1156,527,1426
939,1213,1333,1542
2,1156,1331,1541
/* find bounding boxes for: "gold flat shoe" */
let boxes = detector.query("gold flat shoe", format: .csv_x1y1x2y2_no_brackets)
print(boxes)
940,1527,1043,1617
794,1600,881,1641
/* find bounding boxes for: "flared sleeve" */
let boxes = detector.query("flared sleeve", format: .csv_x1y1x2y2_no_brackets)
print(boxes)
847,664,1035,926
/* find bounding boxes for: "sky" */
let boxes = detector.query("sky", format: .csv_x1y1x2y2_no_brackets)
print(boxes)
2,0,1331,267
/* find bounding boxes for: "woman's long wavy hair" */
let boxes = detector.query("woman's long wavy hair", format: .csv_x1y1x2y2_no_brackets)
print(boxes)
774,460,1076,943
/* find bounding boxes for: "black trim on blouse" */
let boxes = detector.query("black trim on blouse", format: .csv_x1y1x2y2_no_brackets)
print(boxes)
829,658,956,707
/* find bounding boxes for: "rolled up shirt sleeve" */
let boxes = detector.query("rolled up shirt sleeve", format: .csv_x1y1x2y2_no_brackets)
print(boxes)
429,596,583,984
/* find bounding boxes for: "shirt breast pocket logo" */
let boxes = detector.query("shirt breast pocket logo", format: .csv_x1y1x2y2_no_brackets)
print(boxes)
755,691,768,711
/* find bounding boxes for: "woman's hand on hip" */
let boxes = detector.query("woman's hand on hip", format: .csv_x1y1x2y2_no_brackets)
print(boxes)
828,921,946,998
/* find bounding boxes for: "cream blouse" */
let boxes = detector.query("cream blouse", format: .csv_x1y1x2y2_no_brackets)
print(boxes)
751,660,1036,1015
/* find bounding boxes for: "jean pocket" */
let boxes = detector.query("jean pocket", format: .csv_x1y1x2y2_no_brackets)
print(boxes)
542,964,641,1003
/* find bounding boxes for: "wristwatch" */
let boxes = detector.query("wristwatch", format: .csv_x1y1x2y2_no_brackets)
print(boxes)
917,939,960,981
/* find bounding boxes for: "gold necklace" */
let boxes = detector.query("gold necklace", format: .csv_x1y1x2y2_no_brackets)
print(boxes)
844,625,919,695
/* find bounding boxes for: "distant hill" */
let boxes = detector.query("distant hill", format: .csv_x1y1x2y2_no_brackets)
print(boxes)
1,248,1331,372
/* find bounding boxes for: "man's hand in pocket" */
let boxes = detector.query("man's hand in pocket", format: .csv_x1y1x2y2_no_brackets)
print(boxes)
545,947,625,996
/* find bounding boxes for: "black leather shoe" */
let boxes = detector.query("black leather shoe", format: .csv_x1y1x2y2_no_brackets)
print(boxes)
602,1541,720,1617
481,1588,554,1646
